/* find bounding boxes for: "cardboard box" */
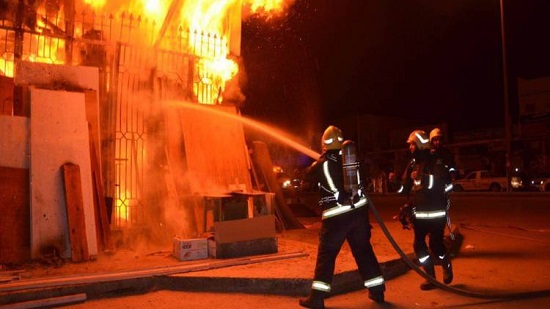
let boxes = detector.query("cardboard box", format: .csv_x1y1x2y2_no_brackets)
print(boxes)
208,237,277,259
172,237,208,261
214,215,276,244
208,215,278,259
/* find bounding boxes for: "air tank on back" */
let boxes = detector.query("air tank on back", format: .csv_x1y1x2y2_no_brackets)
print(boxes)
342,140,361,198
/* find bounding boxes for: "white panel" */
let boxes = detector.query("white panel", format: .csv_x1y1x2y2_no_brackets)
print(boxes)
14,61,102,162
14,60,99,90
30,88,98,259
0,116,29,168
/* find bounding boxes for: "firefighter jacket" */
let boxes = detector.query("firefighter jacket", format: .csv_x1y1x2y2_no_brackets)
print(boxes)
399,149,449,220
431,146,457,186
305,149,368,220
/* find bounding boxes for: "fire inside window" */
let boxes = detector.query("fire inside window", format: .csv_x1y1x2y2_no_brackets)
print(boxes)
1,0,293,229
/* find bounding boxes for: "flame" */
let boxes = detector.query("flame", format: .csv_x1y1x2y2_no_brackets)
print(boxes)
245,0,292,14
116,190,132,225
0,59,14,77
83,0,107,9
206,57,239,82
76,0,293,103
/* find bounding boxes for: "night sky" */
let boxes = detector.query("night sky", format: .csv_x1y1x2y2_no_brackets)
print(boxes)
240,0,550,136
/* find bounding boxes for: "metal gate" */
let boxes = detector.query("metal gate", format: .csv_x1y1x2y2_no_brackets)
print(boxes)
1,7,231,228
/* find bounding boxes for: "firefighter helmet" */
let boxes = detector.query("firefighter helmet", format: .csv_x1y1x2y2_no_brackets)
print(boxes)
406,130,430,150
429,128,443,142
322,125,344,150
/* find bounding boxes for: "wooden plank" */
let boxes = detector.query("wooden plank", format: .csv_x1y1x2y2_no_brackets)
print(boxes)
0,251,308,293
0,166,30,264
178,105,252,193
61,163,90,262
84,89,101,171
0,76,14,116
88,127,112,252
0,275,20,283
0,116,30,169
13,85,30,117
0,293,87,309
0,270,26,276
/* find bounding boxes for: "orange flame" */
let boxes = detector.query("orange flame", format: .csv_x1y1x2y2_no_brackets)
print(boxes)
116,190,132,226
246,0,293,14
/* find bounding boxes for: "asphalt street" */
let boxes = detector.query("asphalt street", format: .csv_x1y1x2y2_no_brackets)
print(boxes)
1,192,549,308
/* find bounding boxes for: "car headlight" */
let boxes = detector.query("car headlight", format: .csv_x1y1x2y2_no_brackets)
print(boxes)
282,180,292,188
510,177,521,188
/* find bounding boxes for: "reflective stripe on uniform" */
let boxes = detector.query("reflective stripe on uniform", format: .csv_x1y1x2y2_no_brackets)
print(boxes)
418,255,430,264
397,185,404,193
364,276,385,288
312,280,331,292
414,210,446,219
322,196,368,219
323,161,337,192
445,183,453,192
428,174,434,189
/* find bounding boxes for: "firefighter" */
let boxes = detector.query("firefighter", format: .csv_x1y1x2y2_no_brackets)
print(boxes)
399,129,452,290
429,127,455,283
299,125,386,308
429,128,457,181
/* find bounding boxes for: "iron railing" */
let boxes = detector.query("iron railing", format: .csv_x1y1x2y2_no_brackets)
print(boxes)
1,7,230,228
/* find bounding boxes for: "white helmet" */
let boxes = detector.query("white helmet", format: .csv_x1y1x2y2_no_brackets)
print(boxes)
322,125,344,151
407,130,430,150
429,128,443,142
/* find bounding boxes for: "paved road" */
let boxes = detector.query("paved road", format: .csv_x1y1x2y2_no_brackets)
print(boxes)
66,193,550,308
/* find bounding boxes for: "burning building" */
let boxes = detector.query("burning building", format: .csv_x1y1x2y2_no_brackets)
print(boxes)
0,0,302,264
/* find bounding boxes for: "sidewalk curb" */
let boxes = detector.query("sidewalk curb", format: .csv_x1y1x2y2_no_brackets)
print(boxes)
0,255,412,306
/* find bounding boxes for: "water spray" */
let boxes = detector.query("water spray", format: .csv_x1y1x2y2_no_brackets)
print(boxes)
165,100,320,160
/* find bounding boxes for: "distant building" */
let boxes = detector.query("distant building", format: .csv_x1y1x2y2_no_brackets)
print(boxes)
333,75,550,179
517,76,550,173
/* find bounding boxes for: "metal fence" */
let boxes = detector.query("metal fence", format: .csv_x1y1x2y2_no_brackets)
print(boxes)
1,6,230,228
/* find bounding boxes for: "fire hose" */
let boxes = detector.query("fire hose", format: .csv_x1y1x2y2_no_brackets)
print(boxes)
340,138,550,299
368,199,550,299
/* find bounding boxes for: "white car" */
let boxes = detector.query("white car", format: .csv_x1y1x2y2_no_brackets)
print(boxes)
453,170,507,192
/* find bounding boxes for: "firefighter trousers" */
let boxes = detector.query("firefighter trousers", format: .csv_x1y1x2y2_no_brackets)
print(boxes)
413,217,447,259
313,206,385,292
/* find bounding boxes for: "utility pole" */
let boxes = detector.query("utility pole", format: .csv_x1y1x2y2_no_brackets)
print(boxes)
499,0,512,192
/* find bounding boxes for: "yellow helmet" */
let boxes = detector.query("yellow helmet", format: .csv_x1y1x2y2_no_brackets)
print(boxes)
429,128,443,142
322,125,344,151
407,130,430,150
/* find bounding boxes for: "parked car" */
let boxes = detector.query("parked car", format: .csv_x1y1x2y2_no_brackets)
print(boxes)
510,168,534,191
529,172,550,192
453,170,507,192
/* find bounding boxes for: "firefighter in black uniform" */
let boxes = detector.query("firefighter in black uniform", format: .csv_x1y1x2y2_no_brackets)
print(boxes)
429,128,457,181
399,129,453,290
429,127,455,284
299,126,385,309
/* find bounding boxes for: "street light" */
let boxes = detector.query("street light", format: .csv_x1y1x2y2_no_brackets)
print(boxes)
499,0,512,192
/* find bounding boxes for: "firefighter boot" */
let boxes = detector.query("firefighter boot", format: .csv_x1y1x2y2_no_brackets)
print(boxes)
368,286,385,303
299,290,326,309
420,262,436,291
442,257,454,284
